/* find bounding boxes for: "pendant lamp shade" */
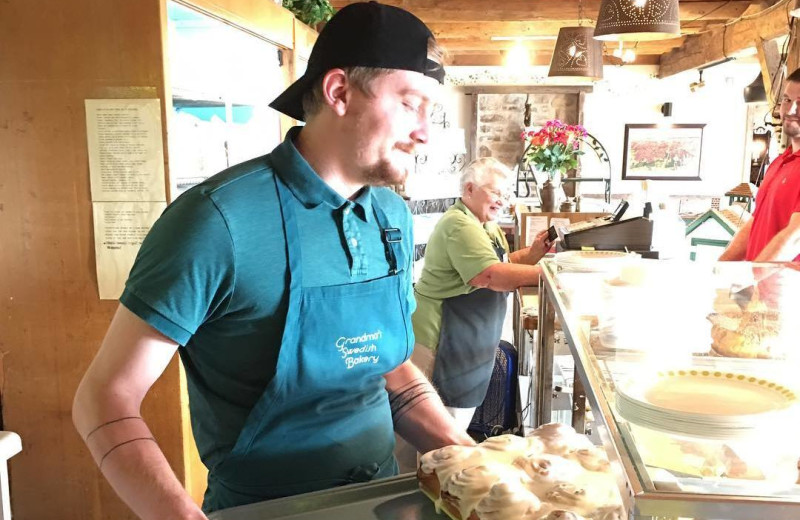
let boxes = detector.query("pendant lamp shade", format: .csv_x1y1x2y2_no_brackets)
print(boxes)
594,0,681,42
743,74,767,104
548,26,604,79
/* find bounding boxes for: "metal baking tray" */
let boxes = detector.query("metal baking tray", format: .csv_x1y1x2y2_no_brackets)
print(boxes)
208,474,441,520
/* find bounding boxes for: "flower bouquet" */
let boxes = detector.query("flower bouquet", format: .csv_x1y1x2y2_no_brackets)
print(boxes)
521,120,588,183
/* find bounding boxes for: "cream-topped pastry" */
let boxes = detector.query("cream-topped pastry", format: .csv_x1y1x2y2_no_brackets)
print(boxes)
544,482,593,512
480,433,531,452
474,479,545,520
568,447,612,473
420,444,483,485
531,423,595,455
588,506,626,520
479,433,534,462
515,454,584,486
441,464,509,520
544,480,618,516
536,510,589,520
417,423,624,520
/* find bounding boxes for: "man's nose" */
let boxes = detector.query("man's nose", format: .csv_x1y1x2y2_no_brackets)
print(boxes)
411,113,430,145
791,101,799,116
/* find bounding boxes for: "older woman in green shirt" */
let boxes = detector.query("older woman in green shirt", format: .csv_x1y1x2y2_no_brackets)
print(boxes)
411,157,551,429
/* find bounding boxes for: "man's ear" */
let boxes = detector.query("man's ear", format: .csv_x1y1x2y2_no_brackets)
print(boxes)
320,69,350,117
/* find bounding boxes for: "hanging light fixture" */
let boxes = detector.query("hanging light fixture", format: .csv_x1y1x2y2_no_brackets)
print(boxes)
548,27,604,78
593,0,681,42
743,73,767,104
548,0,604,79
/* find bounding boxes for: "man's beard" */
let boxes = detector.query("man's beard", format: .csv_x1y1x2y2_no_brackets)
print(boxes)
361,158,410,186
784,119,800,138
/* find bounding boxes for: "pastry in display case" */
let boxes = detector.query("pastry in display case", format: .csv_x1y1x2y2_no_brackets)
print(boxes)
707,308,783,358
417,425,624,520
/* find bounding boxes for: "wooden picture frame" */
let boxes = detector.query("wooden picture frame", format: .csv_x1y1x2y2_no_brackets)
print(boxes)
622,124,705,180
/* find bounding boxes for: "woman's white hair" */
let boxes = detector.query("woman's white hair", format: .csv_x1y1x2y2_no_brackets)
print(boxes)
460,157,513,195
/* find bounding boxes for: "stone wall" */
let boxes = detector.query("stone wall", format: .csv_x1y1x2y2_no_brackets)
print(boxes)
475,93,580,169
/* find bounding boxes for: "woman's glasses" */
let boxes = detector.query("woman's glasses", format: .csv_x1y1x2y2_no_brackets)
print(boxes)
481,185,514,202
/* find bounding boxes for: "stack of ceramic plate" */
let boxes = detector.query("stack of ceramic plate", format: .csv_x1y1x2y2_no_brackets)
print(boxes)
554,250,639,273
616,369,800,440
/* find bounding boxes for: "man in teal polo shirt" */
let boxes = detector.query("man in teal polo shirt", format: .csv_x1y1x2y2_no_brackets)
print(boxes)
72,3,473,518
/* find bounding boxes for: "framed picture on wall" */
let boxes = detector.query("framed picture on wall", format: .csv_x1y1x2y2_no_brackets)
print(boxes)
622,124,705,180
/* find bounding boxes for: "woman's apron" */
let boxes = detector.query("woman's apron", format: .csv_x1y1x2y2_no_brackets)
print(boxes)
203,170,413,512
431,235,508,409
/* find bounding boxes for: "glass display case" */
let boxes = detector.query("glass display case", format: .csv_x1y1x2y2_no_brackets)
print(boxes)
531,257,800,519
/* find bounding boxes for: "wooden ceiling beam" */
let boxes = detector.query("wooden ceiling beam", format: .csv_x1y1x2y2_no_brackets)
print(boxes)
439,37,685,54
330,0,751,23
427,21,708,40
659,0,797,78
448,52,660,66
756,37,783,100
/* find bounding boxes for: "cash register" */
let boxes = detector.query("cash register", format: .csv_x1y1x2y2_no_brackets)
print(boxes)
556,201,655,254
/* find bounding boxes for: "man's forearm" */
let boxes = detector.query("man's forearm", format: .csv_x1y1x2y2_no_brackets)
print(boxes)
719,220,751,261
97,430,207,520
74,395,206,519
386,362,474,454
754,226,800,261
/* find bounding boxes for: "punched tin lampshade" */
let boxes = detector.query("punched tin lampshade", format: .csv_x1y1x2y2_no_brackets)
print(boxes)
743,74,767,104
548,26,604,79
594,0,681,42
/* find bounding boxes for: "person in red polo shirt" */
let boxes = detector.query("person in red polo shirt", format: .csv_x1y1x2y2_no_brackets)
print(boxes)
720,68,800,262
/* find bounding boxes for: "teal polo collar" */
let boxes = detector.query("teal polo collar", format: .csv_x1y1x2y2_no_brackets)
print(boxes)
271,127,373,222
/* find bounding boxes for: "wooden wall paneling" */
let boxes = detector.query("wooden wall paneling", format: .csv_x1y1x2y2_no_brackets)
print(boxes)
293,18,317,61
180,0,294,49
0,0,185,517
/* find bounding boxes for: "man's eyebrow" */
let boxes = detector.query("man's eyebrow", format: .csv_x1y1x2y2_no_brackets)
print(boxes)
399,89,431,102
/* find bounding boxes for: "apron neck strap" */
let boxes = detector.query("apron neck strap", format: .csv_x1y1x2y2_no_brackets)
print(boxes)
371,202,403,275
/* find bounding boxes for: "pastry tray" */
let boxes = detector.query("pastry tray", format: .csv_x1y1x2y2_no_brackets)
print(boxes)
208,474,441,520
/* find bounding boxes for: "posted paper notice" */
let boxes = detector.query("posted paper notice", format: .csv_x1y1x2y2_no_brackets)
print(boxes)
92,201,166,300
86,99,166,201
525,216,548,247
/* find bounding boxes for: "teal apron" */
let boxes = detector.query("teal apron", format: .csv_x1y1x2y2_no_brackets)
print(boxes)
431,234,508,409
203,170,413,513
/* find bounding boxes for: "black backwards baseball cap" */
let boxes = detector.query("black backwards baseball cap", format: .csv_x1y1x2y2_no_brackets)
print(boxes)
269,1,445,121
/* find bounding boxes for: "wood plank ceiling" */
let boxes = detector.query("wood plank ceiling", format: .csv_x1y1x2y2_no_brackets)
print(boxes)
330,0,777,68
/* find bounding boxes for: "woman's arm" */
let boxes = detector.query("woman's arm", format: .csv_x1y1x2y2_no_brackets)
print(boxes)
470,229,549,291
468,263,542,292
